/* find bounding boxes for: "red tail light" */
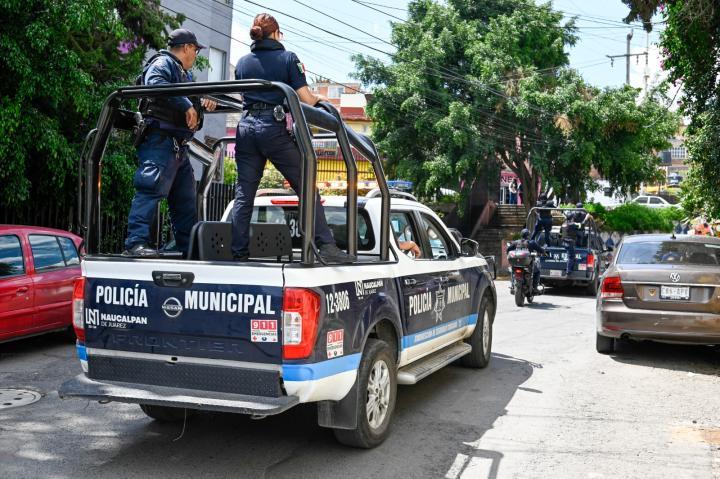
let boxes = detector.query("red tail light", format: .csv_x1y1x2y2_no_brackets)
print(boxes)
600,275,624,299
282,288,320,359
72,277,86,342
514,268,524,279
586,253,595,268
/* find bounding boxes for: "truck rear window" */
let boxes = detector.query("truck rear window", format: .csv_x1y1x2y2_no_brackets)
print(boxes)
617,241,720,265
250,206,375,251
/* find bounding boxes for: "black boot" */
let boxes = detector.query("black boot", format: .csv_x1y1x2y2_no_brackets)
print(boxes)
122,244,158,257
318,243,355,264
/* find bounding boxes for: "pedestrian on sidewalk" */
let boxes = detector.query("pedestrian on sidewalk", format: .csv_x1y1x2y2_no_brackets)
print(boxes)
508,178,518,205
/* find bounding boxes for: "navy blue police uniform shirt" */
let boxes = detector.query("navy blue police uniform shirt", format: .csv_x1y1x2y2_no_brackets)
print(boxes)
143,50,194,139
234,39,308,106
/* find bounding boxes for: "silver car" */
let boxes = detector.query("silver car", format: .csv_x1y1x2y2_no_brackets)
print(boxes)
596,234,720,354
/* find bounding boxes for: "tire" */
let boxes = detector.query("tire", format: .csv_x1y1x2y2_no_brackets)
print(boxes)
587,269,600,296
596,333,615,354
461,293,494,368
514,285,525,307
139,404,194,423
334,339,397,449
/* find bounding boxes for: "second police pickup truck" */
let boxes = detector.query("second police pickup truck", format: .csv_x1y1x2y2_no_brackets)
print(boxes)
59,80,497,448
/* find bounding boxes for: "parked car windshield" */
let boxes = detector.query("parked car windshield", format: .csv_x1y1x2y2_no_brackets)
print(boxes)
617,241,720,265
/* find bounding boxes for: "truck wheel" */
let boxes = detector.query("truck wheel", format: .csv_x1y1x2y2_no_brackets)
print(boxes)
587,270,600,296
461,294,494,368
334,339,397,448
514,286,525,307
596,333,615,354
139,404,193,423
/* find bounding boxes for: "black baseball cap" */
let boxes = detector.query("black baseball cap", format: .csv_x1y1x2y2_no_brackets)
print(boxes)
168,28,207,49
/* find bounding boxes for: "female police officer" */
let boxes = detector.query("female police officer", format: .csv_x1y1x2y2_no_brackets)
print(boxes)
232,13,353,263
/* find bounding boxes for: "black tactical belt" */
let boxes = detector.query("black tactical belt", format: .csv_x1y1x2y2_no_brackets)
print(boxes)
246,102,282,111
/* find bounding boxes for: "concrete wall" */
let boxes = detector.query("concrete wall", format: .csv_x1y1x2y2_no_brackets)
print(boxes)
162,0,234,145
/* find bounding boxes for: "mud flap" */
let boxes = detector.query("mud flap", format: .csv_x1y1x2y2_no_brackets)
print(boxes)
316,376,359,430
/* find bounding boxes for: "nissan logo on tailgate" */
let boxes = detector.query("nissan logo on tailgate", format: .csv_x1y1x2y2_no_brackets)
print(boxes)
669,272,681,283
162,297,183,318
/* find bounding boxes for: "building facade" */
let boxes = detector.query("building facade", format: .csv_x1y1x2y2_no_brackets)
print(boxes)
162,0,234,145
223,80,377,189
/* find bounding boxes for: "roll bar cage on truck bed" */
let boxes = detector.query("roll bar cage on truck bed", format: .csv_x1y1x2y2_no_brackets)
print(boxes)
61,80,497,448
78,79,391,264
527,206,609,294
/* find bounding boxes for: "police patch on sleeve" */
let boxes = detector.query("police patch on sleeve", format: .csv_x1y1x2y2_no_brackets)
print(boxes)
297,62,306,75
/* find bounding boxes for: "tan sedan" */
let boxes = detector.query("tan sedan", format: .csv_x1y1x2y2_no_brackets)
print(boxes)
596,234,720,354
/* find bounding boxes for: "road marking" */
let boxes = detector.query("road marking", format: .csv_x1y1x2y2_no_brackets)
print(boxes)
445,453,468,479
460,456,494,478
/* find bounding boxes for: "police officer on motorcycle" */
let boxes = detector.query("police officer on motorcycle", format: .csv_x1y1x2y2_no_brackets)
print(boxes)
507,228,546,294
123,29,217,257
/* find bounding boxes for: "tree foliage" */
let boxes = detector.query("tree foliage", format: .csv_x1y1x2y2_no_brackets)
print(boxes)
354,0,678,214
623,0,720,218
0,0,181,218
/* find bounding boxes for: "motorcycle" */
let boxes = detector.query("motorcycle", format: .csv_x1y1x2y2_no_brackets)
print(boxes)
507,249,540,307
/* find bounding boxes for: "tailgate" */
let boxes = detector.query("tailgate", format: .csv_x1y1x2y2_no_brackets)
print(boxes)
619,265,720,314
540,247,589,273
81,258,285,396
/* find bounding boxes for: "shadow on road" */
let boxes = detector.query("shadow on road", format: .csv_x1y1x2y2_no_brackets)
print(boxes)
0,352,539,479
0,331,73,361
610,339,720,376
541,286,595,299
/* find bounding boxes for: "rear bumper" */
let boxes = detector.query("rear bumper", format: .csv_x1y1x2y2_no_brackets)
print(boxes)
58,374,299,416
597,300,720,344
540,270,594,283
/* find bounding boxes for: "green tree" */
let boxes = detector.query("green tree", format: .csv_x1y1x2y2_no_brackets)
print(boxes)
0,0,181,222
623,0,720,218
355,0,677,214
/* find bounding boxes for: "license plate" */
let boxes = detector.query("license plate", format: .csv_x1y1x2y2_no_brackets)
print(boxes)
660,285,690,300
549,270,563,277
578,263,587,271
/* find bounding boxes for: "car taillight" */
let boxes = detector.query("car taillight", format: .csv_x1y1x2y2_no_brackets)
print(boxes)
587,253,595,268
282,288,320,359
72,277,86,342
600,275,624,299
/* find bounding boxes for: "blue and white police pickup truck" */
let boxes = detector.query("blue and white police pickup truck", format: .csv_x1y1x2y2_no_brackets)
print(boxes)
59,80,497,448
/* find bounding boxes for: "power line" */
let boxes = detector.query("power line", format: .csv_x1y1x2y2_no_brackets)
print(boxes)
350,0,407,23
292,0,394,47
352,0,407,13
240,0,395,56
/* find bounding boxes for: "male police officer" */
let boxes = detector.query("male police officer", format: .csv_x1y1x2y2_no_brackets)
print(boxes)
572,202,593,247
231,13,353,263
506,228,546,294
531,193,555,246
123,29,217,257
561,212,579,275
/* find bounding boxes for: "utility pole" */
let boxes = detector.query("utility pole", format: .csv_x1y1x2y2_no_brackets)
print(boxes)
606,29,648,86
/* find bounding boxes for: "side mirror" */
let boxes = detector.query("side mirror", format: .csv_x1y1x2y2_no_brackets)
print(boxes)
460,238,480,257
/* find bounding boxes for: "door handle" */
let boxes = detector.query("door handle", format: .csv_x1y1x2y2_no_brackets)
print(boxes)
16,286,29,295
404,278,417,286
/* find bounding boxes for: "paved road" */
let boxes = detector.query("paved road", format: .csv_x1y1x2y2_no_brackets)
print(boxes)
2,282,719,478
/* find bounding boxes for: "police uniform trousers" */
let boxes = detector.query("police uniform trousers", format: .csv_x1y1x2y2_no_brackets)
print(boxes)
125,132,197,254
231,113,335,256
562,238,576,275
532,216,553,245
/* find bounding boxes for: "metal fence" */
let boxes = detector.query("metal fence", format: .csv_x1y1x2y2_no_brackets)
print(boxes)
1,182,236,253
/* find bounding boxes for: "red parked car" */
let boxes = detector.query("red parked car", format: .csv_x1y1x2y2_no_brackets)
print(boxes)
0,225,83,343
